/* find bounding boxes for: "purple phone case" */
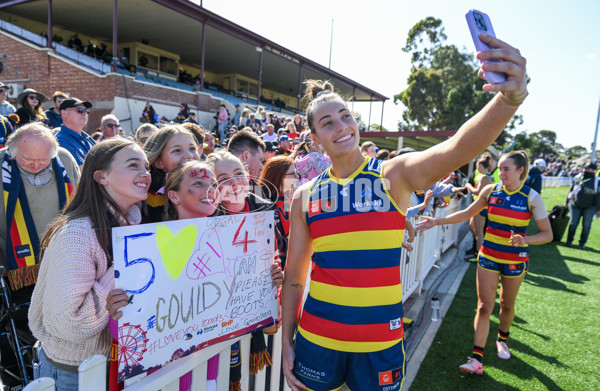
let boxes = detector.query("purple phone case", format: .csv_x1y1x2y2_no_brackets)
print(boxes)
466,9,507,84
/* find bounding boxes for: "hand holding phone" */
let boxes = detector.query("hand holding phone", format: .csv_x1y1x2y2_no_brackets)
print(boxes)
466,9,507,84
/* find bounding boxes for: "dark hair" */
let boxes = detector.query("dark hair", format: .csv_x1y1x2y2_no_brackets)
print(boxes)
228,129,266,157
303,79,345,133
375,149,390,160
181,122,205,149
258,155,295,199
502,150,530,181
477,154,491,171
40,139,138,263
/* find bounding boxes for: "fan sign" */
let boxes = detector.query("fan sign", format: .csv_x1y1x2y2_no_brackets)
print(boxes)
112,211,278,382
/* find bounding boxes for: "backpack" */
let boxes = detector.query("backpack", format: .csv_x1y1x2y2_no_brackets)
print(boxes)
572,176,598,208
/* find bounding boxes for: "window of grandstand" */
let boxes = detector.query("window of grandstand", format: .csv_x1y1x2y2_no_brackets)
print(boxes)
159,56,178,75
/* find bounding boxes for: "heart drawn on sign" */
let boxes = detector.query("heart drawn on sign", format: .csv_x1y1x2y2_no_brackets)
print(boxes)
156,224,198,280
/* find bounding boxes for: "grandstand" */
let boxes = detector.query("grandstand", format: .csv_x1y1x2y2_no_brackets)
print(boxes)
0,0,387,135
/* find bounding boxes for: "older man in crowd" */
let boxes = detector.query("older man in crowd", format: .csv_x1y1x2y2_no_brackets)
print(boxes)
55,98,95,169
0,123,79,358
100,114,120,140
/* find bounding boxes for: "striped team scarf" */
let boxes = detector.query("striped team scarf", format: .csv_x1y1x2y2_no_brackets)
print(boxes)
2,153,74,290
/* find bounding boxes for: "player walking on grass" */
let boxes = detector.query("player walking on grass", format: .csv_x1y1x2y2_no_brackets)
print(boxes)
417,151,552,375
281,32,528,391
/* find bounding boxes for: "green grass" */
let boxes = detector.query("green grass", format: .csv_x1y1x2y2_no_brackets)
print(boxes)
410,187,600,391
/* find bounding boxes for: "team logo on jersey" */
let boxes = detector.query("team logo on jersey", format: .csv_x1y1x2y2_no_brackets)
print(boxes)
379,368,401,385
308,198,337,217
489,196,504,205
340,186,349,197
389,317,403,330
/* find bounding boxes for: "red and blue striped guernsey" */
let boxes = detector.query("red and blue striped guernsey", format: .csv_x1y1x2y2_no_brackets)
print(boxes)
479,183,534,264
300,157,406,352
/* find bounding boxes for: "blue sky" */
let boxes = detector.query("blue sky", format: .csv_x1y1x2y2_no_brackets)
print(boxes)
199,0,600,150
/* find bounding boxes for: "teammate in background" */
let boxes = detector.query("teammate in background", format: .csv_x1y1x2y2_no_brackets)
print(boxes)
417,151,552,375
282,32,528,391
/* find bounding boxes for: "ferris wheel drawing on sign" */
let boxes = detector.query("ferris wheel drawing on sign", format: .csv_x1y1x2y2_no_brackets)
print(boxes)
118,322,149,369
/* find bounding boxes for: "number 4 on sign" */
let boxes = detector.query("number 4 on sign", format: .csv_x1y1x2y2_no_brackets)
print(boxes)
232,216,257,253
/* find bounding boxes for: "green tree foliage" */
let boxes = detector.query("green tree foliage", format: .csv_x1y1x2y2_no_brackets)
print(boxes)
395,17,492,131
565,145,588,159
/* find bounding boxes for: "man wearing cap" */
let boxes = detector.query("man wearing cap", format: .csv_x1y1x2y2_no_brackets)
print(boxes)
525,158,546,193
566,162,600,249
277,135,292,155
44,91,68,129
264,141,277,162
55,98,95,170
0,83,16,117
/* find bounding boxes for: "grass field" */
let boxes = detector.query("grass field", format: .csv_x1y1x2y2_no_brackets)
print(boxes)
410,187,600,391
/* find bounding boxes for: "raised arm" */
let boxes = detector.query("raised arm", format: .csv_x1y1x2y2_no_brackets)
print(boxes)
384,34,528,194
281,184,314,390
417,184,495,231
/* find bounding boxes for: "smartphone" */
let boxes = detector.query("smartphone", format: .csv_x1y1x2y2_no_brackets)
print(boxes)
466,9,507,84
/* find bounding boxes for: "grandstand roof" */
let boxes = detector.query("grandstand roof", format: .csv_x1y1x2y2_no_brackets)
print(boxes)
1,0,388,103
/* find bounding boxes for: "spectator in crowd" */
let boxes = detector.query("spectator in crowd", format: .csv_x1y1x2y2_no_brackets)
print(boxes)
184,112,198,124
525,158,546,193
44,91,68,129
282,40,527,388
227,129,265,192
16,88,47,126
239,108,251,128
141,102,157,124
91,131,102,142
291,131,331,185
566,162,600,250
293,114,305,134
142,126,200,223
176,103,190,124
262,123,278,142
29,138,150,389
418,151,551,376
259,155,298,268
232,104,242,129
67,33,83,51
277,135,292,155
375,149,390,160
217,104,229,141
0,113,15,148
0,124,79,376
263,141,278,162
181,122,205,159
360,140,378,158
0,82,16,117
55,98,95,169
286,121,299,139
203,132,216,155
134,123,158,148
100,114,120,140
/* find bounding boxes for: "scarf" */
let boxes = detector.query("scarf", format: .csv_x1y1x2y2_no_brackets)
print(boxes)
2,153,73,290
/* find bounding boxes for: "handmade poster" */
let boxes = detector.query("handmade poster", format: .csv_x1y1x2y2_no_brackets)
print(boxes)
112,211,278,382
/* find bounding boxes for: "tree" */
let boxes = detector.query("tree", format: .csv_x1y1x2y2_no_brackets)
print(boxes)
566,145,588,159
369,124,389,132
395,17,493,132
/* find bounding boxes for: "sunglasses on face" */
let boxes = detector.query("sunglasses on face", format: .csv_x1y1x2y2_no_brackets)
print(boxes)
28,95,40,100
70,107,90,114
138,137,149,144
105,123,120,128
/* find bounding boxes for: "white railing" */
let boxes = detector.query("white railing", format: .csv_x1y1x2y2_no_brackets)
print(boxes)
0,19,48,47
27,197,463,391
543,176,573,188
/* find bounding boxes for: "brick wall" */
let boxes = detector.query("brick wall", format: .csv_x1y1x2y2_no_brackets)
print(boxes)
0,31,221,133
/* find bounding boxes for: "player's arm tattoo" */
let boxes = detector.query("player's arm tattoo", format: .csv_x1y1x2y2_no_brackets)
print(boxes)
291,283,304,289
